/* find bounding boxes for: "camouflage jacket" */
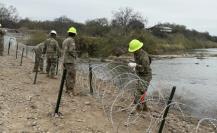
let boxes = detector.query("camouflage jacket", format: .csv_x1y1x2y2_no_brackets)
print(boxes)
33,43,44,56
134,49,152,79
62,37,77,64
44,37,61,58
0,28,6,42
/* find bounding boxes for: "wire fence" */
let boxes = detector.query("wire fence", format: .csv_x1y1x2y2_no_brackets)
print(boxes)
3,34,217,133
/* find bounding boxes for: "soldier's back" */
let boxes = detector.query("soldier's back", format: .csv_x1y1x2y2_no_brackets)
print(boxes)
62,37,76,64
134,50,152,79
45,38,58,58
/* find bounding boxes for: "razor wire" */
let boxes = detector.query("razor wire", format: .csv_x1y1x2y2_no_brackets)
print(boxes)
76,60,217,132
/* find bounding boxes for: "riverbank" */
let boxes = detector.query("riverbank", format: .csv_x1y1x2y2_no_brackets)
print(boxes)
0,52,216,132
89,48,217,65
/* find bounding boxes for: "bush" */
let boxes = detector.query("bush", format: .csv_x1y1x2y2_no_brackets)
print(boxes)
26,31,47,46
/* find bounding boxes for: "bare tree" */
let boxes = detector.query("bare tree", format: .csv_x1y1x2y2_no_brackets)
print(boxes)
111,7,146,35
85,18,110,36
0,3,19,27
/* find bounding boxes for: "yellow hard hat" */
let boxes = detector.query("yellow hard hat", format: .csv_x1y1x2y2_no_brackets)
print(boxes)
128,39,143,52
67,27,77,35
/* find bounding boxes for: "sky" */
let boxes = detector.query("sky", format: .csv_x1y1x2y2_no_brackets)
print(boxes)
1,0,217,35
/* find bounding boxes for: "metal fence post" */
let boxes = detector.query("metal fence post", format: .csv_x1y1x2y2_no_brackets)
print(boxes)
158,86,176,133
8,40,11,55
33,58,40,84
20,48,25,66
16,42,18,59
54,69,67,114
89,63,93,95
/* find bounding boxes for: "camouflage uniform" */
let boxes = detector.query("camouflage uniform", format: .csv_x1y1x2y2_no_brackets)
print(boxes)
62,37,77,94
44,37,61,78
0,28,6,56
33,43,44,72
134,49,152,109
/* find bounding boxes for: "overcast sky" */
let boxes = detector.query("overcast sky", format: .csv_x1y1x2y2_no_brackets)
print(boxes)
2,0,217,35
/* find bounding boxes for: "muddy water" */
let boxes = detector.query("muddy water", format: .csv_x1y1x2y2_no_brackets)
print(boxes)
151,49,217,118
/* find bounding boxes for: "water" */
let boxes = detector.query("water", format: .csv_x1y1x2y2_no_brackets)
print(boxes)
151,50,217,118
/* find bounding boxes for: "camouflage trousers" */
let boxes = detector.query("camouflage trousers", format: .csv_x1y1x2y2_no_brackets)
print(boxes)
46,58,57,77
134,75,152,110
33,55,43,71
64,63,76,93
0,39,4,56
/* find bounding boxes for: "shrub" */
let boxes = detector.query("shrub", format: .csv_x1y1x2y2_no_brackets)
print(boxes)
26,31,47,46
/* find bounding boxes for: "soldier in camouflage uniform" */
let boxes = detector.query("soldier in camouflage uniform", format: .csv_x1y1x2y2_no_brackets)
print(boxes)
44,30,61,78
62,27,77,95
0,24,6,56
32,42,45,72
128,39,152,111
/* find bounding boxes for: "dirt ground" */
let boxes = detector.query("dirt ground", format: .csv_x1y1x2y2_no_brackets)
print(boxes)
0,52,216,133
0,53,114,133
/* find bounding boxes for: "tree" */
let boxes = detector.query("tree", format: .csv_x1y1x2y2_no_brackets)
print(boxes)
127,19,145,31
0,3,19,28
85,18,110,37
111,7,146,35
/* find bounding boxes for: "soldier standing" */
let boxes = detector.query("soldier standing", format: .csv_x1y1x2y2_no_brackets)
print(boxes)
128,39,152,111
44,30,61,78
32,42,45,72
0,24,6,56
62,27,77,96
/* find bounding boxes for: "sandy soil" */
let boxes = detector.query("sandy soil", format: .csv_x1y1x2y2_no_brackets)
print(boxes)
0,53,114,133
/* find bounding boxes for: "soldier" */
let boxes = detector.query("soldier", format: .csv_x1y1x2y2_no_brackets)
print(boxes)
128,39,152,111
62,27,77,96
32,42,45,72
0,24,6,56
44,30,61,78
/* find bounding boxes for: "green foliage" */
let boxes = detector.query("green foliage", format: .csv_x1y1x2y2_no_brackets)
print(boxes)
26,31,47,46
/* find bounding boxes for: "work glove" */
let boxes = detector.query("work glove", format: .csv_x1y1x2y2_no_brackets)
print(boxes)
128,62,136,71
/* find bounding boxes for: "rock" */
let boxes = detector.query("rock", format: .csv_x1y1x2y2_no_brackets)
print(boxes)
85,101,91,105
21,131,29,133
32,121,37,126
172,129,177,133
0,121,3,125
54,114,59,118
76,119,85,122
27,116,34,120
30,105,37,109
27,96,32,101
124,122,129,127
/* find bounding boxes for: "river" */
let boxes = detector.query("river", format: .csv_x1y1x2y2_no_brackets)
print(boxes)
150,49,217,118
